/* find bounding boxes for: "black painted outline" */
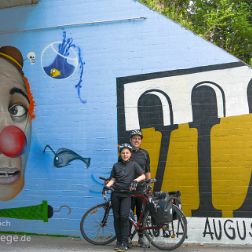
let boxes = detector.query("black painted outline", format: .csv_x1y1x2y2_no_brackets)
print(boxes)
117,61,245,143
138,89,174,125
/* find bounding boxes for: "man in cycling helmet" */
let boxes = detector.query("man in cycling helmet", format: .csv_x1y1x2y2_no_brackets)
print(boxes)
104,143,145,252
129,129,151,248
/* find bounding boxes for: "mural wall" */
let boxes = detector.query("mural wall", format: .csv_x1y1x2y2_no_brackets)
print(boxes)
0,0,251,245
117,63,252,243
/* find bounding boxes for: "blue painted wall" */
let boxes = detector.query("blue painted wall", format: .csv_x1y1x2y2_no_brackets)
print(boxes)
0,0,243,239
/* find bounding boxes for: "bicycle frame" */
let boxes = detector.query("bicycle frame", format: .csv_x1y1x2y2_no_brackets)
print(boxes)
129,192,148,231
103,180,182,234
102,180,154,234
129,189,183,235
100,200,111,227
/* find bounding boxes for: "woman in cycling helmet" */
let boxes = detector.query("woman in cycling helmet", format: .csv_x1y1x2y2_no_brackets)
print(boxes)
104,143,145,251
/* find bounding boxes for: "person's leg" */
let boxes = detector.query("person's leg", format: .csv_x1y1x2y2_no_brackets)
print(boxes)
119,196,131,247
129,197,136,238
128,197,138,248
135,197,143,237
135,197,142,221
111,193,122,246
135,198,149,247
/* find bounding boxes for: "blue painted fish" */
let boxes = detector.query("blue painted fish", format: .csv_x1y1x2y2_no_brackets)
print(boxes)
43,145,90,168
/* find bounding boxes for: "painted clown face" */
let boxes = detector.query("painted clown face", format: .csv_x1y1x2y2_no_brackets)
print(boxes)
0,57,32,201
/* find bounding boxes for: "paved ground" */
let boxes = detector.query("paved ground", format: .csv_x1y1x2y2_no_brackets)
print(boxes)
0,235,252,252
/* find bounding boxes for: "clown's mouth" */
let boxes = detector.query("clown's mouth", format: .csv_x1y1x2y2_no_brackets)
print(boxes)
0,168,20,184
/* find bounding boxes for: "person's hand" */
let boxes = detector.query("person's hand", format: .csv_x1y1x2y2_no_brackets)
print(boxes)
129,180,138,191
102,185,110,195
104,179,110,185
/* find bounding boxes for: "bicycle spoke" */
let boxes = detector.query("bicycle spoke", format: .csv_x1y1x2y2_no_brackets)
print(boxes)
80,203,116,245
143,205,187,250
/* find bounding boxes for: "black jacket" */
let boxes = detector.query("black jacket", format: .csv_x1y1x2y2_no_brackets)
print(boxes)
110,159,144,192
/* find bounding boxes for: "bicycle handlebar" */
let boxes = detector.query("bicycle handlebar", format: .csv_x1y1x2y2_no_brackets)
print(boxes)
99,176,157,184
99,176,108,181
144,178,157,184
100,176,157,200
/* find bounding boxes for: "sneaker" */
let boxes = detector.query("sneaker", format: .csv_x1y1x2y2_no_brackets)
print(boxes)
127,239,133,249
117,243,128,252
138,237,150,248
114,241,121,251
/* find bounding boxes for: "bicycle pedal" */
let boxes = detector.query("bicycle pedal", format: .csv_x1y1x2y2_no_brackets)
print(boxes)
171,234,176,238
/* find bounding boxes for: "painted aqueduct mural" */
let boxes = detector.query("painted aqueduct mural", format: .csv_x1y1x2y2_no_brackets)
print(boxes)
117,63,252,242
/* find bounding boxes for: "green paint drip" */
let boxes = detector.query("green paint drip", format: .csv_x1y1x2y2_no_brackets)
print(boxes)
0,201,49,222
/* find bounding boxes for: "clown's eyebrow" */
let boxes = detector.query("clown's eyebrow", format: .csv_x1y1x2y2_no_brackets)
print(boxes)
10,87,30,103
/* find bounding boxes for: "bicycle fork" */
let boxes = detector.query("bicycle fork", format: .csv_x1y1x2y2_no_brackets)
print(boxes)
100,202,111,227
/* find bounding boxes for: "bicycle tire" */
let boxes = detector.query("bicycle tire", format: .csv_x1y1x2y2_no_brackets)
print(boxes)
143,204,187,251
80,202,116,245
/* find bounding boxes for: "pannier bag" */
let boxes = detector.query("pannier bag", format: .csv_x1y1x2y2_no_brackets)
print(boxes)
149,191,181,225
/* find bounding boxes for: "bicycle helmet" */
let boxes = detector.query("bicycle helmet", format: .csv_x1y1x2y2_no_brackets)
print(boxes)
119,143,133,153
129,129,143,139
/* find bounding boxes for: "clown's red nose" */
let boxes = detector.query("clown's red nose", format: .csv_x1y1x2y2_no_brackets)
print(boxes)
0,126,27,157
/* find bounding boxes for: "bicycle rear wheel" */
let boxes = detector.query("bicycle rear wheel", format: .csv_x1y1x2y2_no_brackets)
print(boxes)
143,204,187,250
80,202,116,245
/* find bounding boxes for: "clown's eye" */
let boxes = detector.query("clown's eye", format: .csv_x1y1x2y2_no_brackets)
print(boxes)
9,104,27,117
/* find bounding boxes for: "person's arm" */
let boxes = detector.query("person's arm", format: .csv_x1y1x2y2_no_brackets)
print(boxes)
105,165,116,188
106,177,115,187
145,172,151,180
134,162,146,182
103,177,115,194
145,151,151,179
134,173,145,183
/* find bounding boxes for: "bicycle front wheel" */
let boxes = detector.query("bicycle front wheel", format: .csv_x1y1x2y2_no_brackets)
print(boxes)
80,203,116,245
143,204,187,251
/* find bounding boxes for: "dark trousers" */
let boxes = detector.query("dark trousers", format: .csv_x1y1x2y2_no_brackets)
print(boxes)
111,192,131,244
130,197,144,238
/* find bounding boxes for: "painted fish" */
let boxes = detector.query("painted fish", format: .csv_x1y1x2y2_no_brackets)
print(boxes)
43,145,91,168
50,68,61,77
